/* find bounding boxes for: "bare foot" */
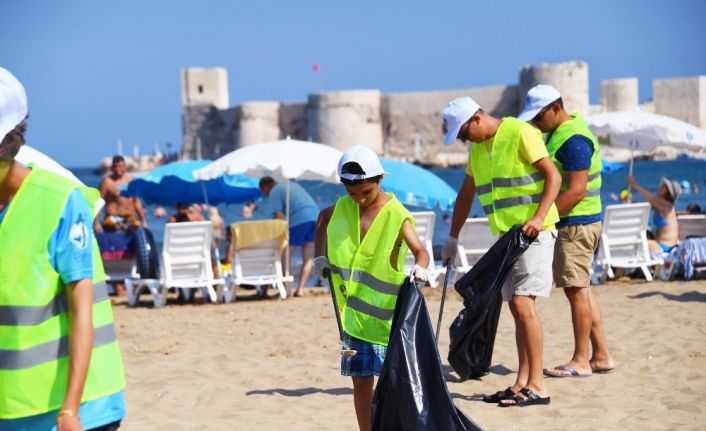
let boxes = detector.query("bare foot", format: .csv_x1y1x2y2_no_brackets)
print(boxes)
293,289,305,297
590,357,616,373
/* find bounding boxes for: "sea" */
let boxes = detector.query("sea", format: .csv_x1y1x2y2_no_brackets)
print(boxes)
70,159,706,253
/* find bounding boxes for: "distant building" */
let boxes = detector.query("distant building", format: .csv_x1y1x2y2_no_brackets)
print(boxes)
180,62,706,165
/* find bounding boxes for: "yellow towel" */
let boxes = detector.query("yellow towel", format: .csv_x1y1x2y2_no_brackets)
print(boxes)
229,220,289,253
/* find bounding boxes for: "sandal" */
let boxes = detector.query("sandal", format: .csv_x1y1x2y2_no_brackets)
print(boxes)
499,388,550,407
482,387,515,403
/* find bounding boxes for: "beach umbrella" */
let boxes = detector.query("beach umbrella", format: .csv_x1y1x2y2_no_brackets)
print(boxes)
194,138,344,277
586,111,706,153
15,145,105,214
379,158,456,210
122,160,261,206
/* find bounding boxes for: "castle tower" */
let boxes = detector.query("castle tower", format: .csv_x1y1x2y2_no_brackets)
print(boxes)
519,61,589,114
181,68,234,159
601,78,639,112
238,101,281,147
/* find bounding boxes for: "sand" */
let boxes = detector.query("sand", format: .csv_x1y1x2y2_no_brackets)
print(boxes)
112,278,706,430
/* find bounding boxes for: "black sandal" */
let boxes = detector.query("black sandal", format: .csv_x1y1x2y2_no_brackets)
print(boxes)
483,387,515,403
499,388,550,407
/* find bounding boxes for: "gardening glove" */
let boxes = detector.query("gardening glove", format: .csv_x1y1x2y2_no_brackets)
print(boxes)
313,256,331,279
441,237,458,265
411,264,429,283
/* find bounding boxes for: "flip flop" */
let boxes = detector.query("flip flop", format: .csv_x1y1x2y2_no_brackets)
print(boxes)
543,365,592,378
499,388,550,408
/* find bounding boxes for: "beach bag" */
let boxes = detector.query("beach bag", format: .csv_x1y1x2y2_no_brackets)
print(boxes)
448,225,533,380
371,278,482,431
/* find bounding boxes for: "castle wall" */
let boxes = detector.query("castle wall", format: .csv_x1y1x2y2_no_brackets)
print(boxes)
237,101,281,147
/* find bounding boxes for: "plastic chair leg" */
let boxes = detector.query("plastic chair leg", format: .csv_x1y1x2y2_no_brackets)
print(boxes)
125,279,139,307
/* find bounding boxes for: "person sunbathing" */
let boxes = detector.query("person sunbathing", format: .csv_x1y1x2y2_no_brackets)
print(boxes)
628,175,681,253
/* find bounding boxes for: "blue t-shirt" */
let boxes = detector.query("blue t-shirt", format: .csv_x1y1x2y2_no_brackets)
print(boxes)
0,189,126,430
268,182,319,227
552,134,603,227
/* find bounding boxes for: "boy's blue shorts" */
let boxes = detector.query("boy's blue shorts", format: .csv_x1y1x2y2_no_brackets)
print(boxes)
340,332,387,377
289,221,316,247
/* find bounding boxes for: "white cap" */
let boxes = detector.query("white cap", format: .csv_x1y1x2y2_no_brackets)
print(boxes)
0,67,28,144
518,84,561,121
338,145,385,181
441,97,480,146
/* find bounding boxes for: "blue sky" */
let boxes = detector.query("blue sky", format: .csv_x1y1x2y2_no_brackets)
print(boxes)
2,0,704,167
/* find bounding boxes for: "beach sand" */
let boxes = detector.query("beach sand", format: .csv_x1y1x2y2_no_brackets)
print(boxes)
113,278,706,430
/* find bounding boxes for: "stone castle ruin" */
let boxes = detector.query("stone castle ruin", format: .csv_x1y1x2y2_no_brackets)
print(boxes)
181,61,706,165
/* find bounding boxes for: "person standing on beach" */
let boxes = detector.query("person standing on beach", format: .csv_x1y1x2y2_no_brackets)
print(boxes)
95,155,148,232
520,85,615,378
259,176,318,297
313,145,430,430
0,67,126,430
440,97,560,407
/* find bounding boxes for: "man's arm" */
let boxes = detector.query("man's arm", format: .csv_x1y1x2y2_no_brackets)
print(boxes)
523,157,561,236
57,278,94,431
449,174,477,238
555,170,589,215
133,197,148,228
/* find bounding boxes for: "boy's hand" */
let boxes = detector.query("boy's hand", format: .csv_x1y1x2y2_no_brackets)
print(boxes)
441,237,458,265
411,264,429,283
522,216,543,237
313,256,331,279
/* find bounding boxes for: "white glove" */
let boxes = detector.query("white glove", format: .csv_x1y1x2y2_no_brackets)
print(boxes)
313,256,331,279
411,264,429,283
441,237,458,265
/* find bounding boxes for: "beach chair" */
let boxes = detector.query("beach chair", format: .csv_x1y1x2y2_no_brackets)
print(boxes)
594,203,663,281
125,221,225,307
451,218,496,281
677,214,706,241
223,220,291,301
404,211,440,287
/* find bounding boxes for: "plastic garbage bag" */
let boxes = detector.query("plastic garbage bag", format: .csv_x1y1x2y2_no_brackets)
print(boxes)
371,278,482,431
448,225,533,381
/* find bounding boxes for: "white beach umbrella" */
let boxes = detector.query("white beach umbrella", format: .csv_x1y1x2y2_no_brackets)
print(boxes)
194,137,344,278
585,111,706,153
16,145,105,214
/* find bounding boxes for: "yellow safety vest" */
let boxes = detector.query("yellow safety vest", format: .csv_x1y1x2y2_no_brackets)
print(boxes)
471,117,559,235
0,168,126,419
545,112,602,218
327,194,412,346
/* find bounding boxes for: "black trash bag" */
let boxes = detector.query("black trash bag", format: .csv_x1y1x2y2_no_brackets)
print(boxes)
448,225,534,381
371,278,482,431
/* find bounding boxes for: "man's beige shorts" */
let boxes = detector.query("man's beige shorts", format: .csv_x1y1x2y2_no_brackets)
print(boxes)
553,221,602,288
501,230,557,301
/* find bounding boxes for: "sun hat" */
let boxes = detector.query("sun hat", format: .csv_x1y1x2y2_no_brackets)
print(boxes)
659,177,682,202
338,145,386,181
441,97,480,146
0,67,28,144
518,84,562,122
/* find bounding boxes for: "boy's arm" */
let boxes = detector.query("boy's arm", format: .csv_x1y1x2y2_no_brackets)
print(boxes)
401,219,430,268
315,206,334,258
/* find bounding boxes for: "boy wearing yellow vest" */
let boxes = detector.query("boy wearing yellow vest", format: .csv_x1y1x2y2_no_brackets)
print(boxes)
520,85,614,378
313,145,429,431
441,97,561,407
0,68,126,430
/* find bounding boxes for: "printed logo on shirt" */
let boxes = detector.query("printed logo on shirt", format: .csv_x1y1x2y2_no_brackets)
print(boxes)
70,215,90,250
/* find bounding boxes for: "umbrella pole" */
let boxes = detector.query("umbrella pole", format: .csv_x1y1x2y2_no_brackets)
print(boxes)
627,139,635,203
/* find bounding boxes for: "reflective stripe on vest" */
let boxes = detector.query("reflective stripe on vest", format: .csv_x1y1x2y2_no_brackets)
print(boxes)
0,168,126,420
327,194,411,346
471,117,560,235
546,112,603,218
